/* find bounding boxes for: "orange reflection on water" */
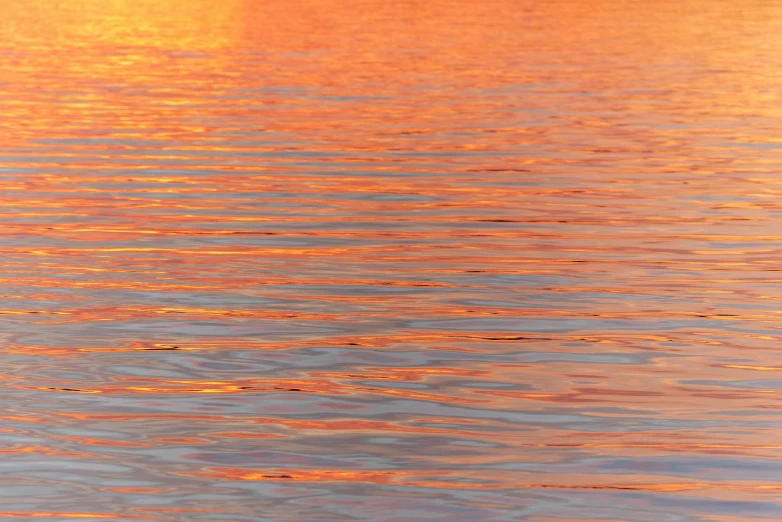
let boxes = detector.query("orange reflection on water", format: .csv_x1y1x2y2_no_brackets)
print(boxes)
187,466,782,497
0,511,160,520
1,0,782,520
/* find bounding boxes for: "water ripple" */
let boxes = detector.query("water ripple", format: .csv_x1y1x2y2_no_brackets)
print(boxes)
0,0,781,520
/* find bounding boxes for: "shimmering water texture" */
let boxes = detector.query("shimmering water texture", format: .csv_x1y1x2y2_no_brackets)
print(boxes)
1,0,781,521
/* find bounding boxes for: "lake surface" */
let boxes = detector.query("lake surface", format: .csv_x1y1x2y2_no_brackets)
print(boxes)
1,1,780,520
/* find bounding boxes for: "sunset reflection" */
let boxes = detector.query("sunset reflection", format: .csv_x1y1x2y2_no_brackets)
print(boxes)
0,0,781,520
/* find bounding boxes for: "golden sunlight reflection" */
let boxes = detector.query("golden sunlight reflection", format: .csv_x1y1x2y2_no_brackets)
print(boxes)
0,0,780,520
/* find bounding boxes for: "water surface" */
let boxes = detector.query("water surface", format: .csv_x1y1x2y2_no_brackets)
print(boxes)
1,1,781,521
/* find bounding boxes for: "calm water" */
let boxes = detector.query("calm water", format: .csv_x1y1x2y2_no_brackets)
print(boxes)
1,1,781,521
